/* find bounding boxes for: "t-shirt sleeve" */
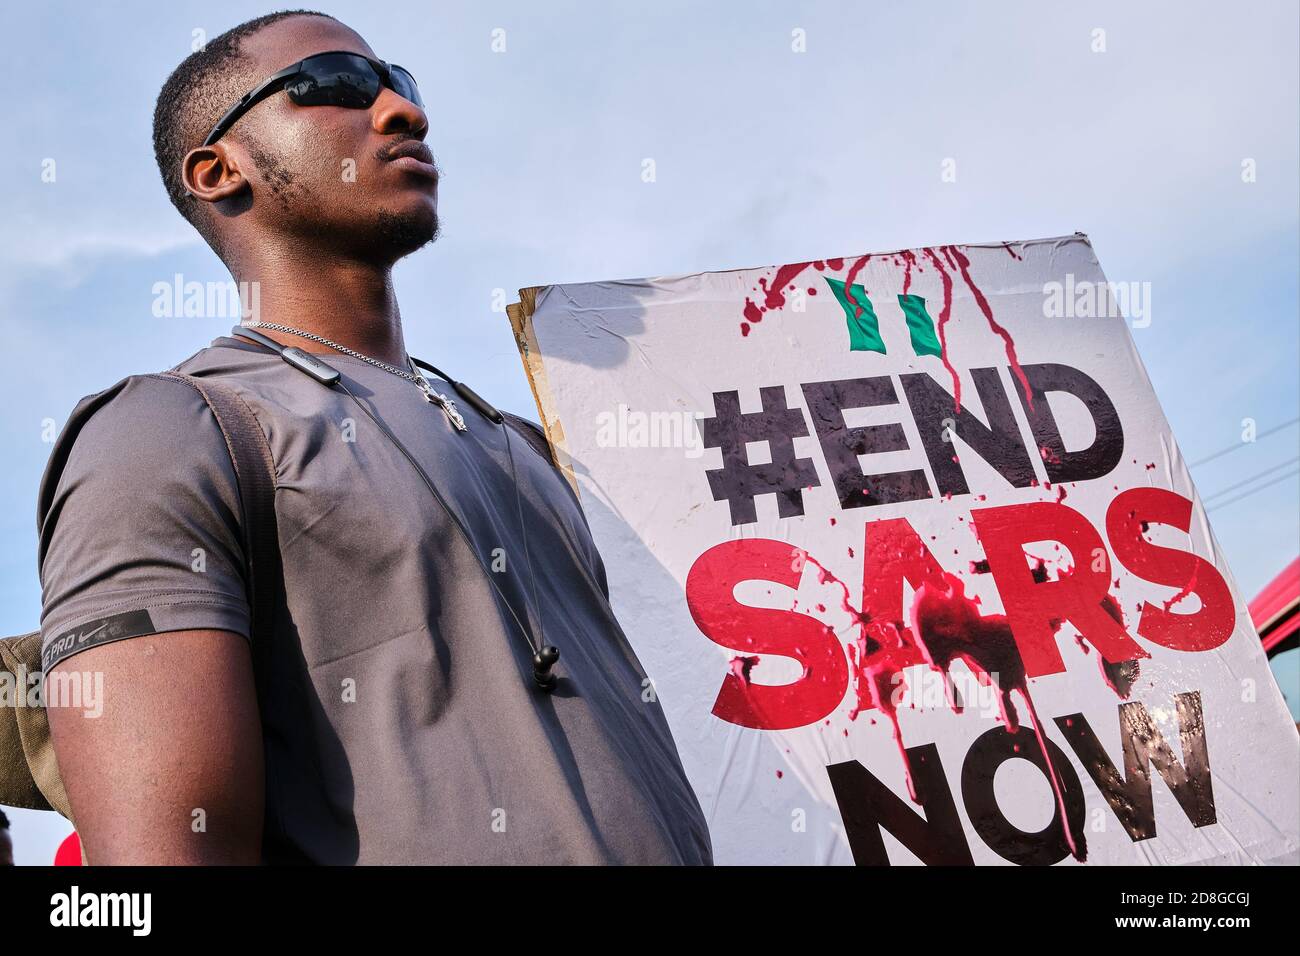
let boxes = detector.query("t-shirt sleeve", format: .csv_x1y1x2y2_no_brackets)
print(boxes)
38,374,252,670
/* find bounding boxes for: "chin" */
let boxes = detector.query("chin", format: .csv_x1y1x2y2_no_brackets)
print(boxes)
373,204,440,260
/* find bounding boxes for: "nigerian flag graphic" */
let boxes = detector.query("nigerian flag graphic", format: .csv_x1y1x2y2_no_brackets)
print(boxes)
823,276,943,358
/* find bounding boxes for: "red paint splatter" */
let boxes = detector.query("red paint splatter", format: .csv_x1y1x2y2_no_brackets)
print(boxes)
1097,594,1140,698
792,542,1091,869
792,548,915,791
1163,564,1198,612
909,573,1085,861
1001,242,1023,260
765,262,813,310
1099,656,1140,699
948,245,1033,411
840,254,873,319
728,655,759,683
738,260,818,335
900,249,918,296
921,247,961,410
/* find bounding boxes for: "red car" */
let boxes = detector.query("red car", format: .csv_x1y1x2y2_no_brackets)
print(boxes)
1251,557,1300,725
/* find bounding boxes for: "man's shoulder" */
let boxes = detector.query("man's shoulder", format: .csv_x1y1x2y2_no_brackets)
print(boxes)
61,371,218,443
37,359,244,527
59,338,275,439
168,336,275,377
500,409,559,467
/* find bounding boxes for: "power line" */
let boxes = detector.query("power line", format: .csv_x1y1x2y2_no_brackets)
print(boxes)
1206,468,1300,513
1202,456,1300,503
1189,417,1300,467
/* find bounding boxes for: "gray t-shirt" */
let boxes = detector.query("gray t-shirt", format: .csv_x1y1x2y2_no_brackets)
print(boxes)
38,335,713,865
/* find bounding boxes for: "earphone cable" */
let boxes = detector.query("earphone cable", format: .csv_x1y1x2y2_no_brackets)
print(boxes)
502,422,548,651
332,376,542,663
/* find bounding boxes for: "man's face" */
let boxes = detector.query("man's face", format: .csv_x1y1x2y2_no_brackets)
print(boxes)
217,17,438,261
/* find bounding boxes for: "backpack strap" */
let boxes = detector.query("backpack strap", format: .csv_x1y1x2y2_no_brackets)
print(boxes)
0,373,280,826
157,373,281,695
161,373,297,857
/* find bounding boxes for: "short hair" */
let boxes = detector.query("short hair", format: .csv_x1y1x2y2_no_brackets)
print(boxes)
151,10,336,251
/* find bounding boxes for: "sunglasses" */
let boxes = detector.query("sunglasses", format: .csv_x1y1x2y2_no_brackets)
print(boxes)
203,50,423,146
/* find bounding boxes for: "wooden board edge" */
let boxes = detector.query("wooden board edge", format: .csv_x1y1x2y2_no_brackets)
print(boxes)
506,288,581,500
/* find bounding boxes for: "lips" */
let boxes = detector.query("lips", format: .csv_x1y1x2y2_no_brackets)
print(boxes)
381,139,438,181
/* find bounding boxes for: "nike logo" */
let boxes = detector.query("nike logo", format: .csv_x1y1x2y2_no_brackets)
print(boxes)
44,609,157,672
75,621,111,644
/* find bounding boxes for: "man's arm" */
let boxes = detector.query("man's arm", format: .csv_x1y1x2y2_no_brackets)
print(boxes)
38,375,267,864
47,628,263,864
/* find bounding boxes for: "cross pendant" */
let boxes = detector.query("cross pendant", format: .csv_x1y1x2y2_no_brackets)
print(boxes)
416,376,467,432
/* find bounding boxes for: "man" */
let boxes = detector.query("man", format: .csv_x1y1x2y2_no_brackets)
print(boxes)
39,10,712,865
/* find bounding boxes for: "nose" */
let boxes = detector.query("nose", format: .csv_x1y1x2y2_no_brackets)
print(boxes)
372,86,428,139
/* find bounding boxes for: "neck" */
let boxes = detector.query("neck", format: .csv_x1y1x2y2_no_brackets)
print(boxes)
232,248,409,367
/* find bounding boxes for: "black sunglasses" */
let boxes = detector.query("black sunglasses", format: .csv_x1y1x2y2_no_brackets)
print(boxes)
203,50,423,146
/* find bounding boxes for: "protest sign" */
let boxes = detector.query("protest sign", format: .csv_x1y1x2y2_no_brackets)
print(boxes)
507,234,1300,865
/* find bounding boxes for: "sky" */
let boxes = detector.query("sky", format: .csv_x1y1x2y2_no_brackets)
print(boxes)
0,0,1296,864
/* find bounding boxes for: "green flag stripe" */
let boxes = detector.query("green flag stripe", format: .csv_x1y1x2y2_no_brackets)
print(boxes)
897,294,943,358
824,276,885,353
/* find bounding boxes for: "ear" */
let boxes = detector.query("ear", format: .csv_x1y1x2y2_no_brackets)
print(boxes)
181,143,248,204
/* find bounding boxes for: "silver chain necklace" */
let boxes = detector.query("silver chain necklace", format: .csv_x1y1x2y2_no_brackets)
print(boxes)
243,322,466,431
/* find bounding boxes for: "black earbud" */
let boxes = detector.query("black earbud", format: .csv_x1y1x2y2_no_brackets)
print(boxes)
532,645,560,691
410,357,504,424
